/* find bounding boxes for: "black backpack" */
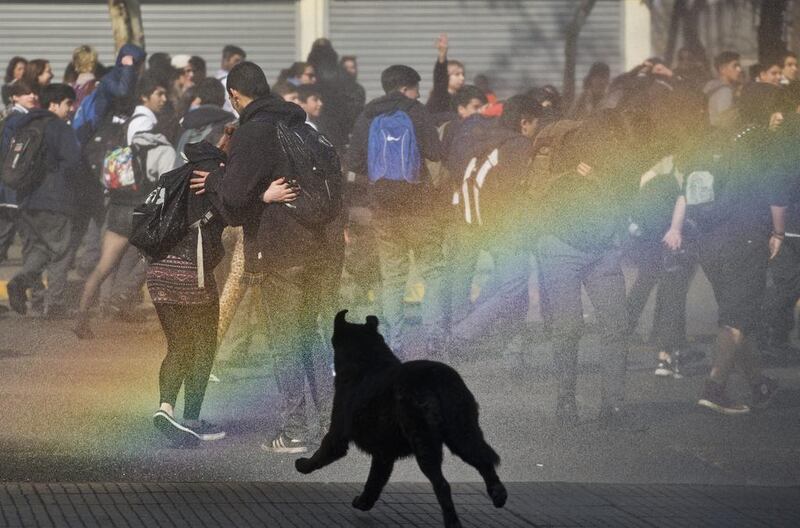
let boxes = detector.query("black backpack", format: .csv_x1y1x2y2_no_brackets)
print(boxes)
276,121,343,226
1,115,53,192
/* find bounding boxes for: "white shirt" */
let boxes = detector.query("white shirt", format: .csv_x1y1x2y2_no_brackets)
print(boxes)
126,105,158,145
216,69,234,114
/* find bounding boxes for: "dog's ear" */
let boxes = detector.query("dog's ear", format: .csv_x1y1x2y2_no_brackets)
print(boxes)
334,310,349,334
365,315,379,331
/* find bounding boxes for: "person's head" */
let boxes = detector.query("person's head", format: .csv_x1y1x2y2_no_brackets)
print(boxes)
5,56,27,84
24,59,53,90
297,84,323,118
500,94,544,137
447,59,465,94
191,77,226,108
381,65,421,99
221,45,246,72
41,83,76,120
781,50,798,82
189,56,207,81
584,62,611,95
740,82,784,128
527,85,563,118
7,81,37,109
714,51,742,84
273,81,299,104
136,73,167,114
63,63,78,85
757,60,783,86
171,54,194,90
340,55,358,79
452,85,487,119
473,74,491,94
72,45,98,75
226,61,270,113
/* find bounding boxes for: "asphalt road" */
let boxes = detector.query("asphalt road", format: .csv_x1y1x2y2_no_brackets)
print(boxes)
1,279,799,486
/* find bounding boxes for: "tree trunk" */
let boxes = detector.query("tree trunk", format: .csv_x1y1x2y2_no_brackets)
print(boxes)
108,0,145,53
682,0,707,57
563,0,598,106
758,0,788,64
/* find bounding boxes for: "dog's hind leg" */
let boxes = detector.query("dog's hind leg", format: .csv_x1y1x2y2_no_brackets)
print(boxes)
445,430,507,508
352,456,395,511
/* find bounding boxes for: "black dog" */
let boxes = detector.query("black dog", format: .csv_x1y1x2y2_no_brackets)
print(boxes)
295,310,506,528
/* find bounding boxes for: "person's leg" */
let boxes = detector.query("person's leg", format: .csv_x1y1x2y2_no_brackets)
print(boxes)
583,248,630,413
374,215,411,355
183,301,220,420
73,229,131,337
154,303,194,415
77,214,103,277
45,214,89,314
763,238,800,347
652,253,696,374
535,235,587,423
0,208,18,264
262,268,309,442
626,238,661,332
108,244,147,313
409,218,447,357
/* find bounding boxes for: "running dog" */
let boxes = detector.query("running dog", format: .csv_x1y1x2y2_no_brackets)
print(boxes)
294,310,506,528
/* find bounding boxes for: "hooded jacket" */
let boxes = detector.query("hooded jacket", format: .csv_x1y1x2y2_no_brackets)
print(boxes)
205,95,331,273
73,44,146,145
14,110,84,217
175,105,235,162
346,91,442,216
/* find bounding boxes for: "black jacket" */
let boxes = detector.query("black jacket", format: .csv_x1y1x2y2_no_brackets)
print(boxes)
347,92,442,217
426,59,452,124
205,95,330,273
175,105,236,159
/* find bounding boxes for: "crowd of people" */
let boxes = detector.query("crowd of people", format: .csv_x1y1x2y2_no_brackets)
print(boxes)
1,35,799,450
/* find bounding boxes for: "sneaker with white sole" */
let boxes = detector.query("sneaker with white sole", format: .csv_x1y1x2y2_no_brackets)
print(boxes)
260,432,308,454
153,410,199,445
654,357,683,379
697,380,750,415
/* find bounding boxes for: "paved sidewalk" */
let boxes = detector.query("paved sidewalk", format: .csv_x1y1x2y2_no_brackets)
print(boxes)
0,481,798,527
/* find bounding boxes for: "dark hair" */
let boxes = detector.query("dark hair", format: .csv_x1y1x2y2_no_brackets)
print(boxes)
713,51,740,72
307,38,339,82
222,45,246,61
272,81,298,98
340,55,357,65
195,77,226,107
6,81,35,98
527,85,563,117
583,62,611,88
381,65,421,94
277,62,310,84
40,83,76,108
189,56,207,81
136,72,165,101
757,59,782,74
22,59,50,92
452,85,487,109
227,61,270,99
780,50,798,67
296,84,322,103
500,94,544,132
5,56,27,84
63,62,78,84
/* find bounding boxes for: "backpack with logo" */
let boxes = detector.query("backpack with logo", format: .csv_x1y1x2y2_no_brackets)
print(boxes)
82,113,128,185
276,120,343,226
367,110,421,184
526,119,581,201
101,113,150,193
683,151,725,233
1,115,53,192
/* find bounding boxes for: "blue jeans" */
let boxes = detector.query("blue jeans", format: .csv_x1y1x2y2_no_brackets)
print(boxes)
536,235,628,409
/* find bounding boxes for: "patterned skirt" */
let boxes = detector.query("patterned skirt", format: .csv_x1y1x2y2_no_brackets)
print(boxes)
146,255,218,305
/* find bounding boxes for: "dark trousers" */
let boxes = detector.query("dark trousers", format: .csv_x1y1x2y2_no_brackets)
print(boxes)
0,207,17,263
374,212,445,357
260,263,334,440
13,210,73,308
763,237,800,342
440,222,483,335
155,301,219,420
536,235,629,409
626,237,694,352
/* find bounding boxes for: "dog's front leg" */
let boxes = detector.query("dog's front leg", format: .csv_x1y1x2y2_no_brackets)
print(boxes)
295,432,349,474
352,456,395,511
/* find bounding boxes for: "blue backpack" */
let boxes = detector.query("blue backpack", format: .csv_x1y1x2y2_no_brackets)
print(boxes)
367,110,421,184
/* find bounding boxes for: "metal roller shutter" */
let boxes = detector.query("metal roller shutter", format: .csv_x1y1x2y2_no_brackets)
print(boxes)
0,1,297,83
329,0,623,101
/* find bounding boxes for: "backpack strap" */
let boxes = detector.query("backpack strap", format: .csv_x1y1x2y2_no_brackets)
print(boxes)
189,210,215,288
